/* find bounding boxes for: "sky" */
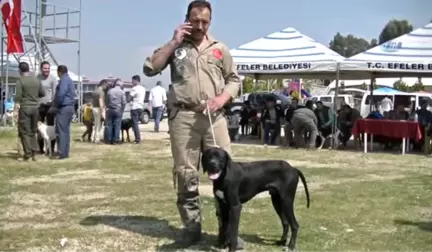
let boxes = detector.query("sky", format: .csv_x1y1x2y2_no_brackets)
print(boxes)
38,0,431,88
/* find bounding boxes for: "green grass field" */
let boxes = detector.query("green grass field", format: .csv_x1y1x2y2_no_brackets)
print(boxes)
0,127,431,251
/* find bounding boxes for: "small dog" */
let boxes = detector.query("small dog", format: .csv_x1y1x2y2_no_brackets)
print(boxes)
121,118,132,142
316,130,341,149
1,110,14,126
37,121,56,156
201,147,310,252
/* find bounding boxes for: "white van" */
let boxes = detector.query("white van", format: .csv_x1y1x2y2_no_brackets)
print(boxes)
310,94,355,110
359,92,432,118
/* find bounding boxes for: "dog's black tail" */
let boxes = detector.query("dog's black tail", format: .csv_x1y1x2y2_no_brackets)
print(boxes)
297,169,310,208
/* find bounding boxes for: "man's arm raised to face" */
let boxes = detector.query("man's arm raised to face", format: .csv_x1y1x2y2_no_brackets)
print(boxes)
143,23,192,77
143,41,177,77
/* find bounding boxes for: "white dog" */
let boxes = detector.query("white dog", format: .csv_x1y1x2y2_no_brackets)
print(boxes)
317,129,341,150
37,121,56,156
1,110,14,126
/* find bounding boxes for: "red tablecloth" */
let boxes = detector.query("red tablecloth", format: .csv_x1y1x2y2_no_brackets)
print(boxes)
352,119,422,141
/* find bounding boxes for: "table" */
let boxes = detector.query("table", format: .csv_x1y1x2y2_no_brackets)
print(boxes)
352,119,422,155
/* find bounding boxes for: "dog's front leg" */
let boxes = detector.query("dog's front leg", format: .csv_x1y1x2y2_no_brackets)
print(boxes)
226,194,242,252
215,199,229,248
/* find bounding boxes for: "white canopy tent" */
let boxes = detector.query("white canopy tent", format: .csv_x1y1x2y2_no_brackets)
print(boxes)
230,27,344,79
340,23,432,79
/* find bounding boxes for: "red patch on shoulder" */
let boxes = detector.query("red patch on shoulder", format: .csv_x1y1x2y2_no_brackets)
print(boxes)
212,49,223,60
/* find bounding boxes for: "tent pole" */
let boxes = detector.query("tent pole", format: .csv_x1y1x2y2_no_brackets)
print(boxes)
331,62,340,149
0,11,4,117
369,75,375,113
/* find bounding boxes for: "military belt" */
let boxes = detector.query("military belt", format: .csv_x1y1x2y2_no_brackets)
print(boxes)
173,102,205,113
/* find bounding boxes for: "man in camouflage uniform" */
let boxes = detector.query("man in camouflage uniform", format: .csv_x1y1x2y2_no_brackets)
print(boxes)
143,0,243,249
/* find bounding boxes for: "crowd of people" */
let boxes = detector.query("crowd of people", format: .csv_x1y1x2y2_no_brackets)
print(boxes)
14,61,75,160
238,94,432,151
79,78,167,145
11,60,168,161
239,97,360,148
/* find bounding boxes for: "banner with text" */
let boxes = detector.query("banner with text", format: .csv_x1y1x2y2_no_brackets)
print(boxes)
236,63,312,72
366,62,432,71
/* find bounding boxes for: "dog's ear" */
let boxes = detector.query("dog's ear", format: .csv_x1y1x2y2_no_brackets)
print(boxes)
222,149,232,171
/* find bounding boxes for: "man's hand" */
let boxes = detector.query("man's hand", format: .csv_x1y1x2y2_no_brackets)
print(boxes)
207,93,231,113
172,23,192,46
101,110,106,120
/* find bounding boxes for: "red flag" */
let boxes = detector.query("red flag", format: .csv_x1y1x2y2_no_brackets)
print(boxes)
1,0,24,54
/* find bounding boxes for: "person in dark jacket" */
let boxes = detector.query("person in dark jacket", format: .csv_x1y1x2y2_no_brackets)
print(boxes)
261,96,283,145
338,105,361,146
284,98,299,146
240,101,251,135
52,65,76,159
315,101,335,137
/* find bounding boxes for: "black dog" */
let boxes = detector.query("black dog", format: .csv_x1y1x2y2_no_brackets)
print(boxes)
201,147,310,252
121,118,132,142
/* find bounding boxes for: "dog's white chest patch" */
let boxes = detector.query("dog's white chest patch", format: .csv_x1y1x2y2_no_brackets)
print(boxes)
215,190,225,200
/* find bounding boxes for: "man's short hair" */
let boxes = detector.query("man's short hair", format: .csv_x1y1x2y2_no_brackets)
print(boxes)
113,78,122,86
40,61,50,69
186,0,212,20
305,100,314,108
132,75,140,82
18,62,30,73
57,65,68,74
156,81,162,86
99,79,108,86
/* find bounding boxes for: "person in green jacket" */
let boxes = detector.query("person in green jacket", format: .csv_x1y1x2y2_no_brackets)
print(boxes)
14,62,45,161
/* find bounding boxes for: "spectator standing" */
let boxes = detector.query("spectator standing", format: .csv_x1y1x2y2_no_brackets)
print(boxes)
52,65,76,159
14,62,45,161
106,79,126,144
36,61,58,154
91,79,107,143
380,96,393,112
149,81,167,132
81,102,94,142
130,75,146,143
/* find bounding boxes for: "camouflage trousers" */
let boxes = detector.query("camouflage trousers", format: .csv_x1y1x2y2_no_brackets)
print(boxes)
169,108,231,231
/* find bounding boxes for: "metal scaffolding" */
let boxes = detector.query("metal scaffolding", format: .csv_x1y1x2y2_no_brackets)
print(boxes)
1,0,82,122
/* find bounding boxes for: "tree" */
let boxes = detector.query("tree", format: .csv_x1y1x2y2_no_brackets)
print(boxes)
378,19,413,45
242,77,255,93
393,80,409,92
410,81,425,92
329,33,373,57
369,39,378,48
